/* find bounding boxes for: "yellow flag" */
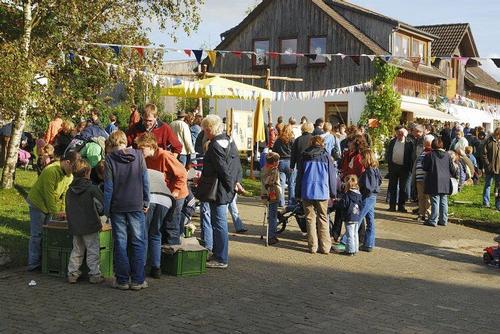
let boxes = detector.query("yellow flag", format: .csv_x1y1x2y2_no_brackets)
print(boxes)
430,56,436,63
253,97,266,144
208,51,217,67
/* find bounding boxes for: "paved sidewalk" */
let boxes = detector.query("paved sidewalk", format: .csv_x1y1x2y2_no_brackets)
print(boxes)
1,192,500,333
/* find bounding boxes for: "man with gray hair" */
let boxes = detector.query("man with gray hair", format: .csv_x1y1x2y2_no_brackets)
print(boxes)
414,134,434,221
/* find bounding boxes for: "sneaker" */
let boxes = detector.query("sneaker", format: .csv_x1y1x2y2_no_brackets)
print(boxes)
113,281,130,290
67,274,79,284
423,221,437,227
412,208,420,214
268,237,279,245
398,207,408,213
388,207,396,212
332,243,346,253
89,275,104,284
130,281,149,291
235,228,248,234
206,261,228,269
150,267,161,279
360,245,373,252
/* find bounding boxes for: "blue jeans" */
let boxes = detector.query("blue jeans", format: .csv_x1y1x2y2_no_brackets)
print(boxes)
428,194,449,226
344,222,359,253
209,202,229,264
145,203,171,268
200,202,212,251
163,198,185,245
278,159,296,207
228,195,246,231
111,211,146,285
483,174,500,209
268,202,279,239
359,195,376,248
27,203,51,270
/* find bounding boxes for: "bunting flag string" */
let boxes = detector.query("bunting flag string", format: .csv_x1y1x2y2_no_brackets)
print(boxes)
84,42,500,68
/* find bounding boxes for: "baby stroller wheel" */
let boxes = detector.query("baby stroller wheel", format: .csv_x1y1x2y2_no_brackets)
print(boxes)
483,253,492,264
276,211,288,234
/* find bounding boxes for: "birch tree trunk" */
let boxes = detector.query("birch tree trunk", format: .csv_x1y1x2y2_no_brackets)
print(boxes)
1,0,32,189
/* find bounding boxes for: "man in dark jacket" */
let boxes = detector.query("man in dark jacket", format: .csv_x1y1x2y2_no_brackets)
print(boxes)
312,118,325,136
66,159,105,284
200,115,243,269
385,126,414,212
482,127,500,209
440,122,452,151
127,103,182,156
291,122,314,170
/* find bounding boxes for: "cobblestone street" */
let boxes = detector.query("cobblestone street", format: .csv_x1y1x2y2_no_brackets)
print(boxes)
1,193,500,333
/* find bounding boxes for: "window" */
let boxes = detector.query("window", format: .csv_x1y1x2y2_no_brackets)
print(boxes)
412,38,427,64
394,33,410,58
253,39,269,67
309,37,327,64
280,38,297,66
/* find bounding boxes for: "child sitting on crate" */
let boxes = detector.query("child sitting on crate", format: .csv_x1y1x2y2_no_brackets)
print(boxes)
260,152,282,245
65,159,106,284
339,174,363,256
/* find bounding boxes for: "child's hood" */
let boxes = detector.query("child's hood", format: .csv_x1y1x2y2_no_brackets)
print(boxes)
346,189,362,201
69,177,94,195
109,148,138,164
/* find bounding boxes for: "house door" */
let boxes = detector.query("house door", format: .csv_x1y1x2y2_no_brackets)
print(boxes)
325,102,348,126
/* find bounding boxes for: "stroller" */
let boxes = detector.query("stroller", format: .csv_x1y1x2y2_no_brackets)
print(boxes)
276,202,308,234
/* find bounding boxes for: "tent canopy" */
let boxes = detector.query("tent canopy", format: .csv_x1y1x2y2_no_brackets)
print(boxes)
160,76,274,100
401,97,459,122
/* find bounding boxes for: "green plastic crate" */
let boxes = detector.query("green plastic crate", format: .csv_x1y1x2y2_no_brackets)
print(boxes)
42,246,113,278
42,224,113,250
161,249,208,277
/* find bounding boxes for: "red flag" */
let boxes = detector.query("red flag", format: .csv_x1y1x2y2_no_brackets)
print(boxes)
184,49,192,57
231,51,242,58
135,48,144,58
267,52,279,59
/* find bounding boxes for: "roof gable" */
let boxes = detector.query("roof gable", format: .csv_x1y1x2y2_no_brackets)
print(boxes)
466,67,500,94
216,0,386,55
416,23,479,57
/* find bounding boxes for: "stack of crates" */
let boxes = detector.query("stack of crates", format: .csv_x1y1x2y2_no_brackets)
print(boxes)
42,221,114,278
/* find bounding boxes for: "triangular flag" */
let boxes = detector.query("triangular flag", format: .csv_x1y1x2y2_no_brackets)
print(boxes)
492,58,500,68
305,54,317,61
350,56,360,65
430,56,437,63
192,50,203,63
340,54,347,60
324,54,332,61
184,49,192,57
384,55,392,62
409,57,421,70
135,47,144,58
109,45,120,56
208,50,217,66
366,55,375,61
232,51,242,58
219,51,226,58
268,52,279,59
68,51,75,63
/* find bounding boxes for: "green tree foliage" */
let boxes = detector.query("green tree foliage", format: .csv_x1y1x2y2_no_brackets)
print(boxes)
0,0,204,188
360,59,402,153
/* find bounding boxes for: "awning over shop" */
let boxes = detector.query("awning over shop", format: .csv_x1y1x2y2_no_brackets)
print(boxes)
447,104,495,128
401,96,459,122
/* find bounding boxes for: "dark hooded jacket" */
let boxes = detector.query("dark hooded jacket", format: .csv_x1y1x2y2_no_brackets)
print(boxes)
340,189,363,222
359,167,382,199
290,132,313,169
423,149,457,195
65,177,104,236
296,145,337,201
103,148,150,214
202,133,242,205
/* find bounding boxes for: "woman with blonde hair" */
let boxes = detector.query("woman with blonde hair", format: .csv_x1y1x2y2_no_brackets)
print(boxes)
54,120,75,158
273,124,296,207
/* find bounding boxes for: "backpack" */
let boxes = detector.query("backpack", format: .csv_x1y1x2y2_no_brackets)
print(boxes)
331,136,341,161
63,137,88,157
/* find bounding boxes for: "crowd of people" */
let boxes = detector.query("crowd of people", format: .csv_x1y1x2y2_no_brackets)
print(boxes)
13,100,500,290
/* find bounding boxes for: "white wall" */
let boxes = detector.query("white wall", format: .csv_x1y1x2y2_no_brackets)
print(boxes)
209,92,367,125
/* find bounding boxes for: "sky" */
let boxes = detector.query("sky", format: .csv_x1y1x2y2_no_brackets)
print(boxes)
147,0,500,79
